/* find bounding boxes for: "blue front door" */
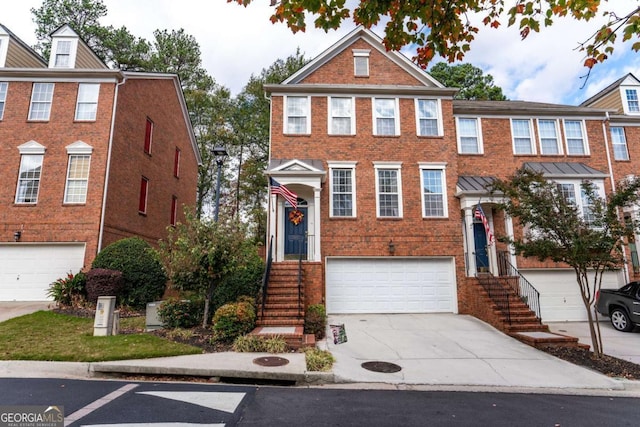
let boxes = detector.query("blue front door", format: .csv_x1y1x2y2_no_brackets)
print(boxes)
474,222,489,272
285,206,307,259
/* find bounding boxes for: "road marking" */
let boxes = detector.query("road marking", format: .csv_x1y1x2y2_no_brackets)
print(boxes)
64,383,139,426
136,391,246,414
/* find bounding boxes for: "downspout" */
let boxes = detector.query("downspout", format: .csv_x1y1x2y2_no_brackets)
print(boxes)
602,112,630,283
97,75,127,252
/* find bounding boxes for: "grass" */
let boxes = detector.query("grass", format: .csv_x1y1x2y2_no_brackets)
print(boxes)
0,311,202,362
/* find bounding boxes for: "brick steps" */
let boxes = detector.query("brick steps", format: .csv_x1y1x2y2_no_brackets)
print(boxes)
250,326,315,350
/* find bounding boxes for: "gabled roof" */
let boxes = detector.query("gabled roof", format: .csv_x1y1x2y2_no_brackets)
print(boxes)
580,73,640,107
524,162,608,178
267,159,325,174
49,24,109,69
281,26,444,89
0,23,47,68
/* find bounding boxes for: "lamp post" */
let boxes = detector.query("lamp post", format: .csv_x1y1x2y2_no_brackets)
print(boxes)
212,146,228,222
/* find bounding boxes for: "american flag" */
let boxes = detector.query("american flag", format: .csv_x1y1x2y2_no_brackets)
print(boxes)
269,178,297,209
474,204,495,245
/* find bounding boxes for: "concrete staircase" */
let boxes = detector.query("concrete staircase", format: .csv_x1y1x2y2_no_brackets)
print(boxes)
252,262,315,350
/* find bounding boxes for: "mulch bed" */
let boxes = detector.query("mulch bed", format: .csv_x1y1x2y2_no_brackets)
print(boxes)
53,306,640,380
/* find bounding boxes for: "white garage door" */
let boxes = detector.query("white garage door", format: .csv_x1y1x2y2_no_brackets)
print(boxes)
326,257,457,314
523,270,622,322
0,244,86,301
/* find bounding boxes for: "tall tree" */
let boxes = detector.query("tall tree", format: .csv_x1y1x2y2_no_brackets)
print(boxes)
429,63,507,100
231,1,640,70
229,50,309,241
490,168,640,358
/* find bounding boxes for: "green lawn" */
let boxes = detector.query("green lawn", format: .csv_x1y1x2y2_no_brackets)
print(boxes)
0,311,202,362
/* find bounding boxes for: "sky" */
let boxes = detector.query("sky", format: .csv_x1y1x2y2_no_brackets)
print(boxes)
2,0,639,105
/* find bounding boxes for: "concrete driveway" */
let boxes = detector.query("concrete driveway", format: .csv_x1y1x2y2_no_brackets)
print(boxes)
548,320,640,365
323,313,623,389
0,301,52,323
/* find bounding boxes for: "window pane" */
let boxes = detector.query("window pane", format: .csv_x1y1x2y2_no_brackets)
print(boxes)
76,83,100,120
332,168,353,217
15,155,43,204
611,127,629,161
65,155,90,203
286,96,308,134
377,169,399,217
417,100,439,136
538,120,559,154
330,98,352,134
422,169,444,217
29,83,54,120
512,120,533,154
375,99,396,135
458,118,479,153
0,82,7,120
626,89,639,112
565,121,585,154
354,56,368,76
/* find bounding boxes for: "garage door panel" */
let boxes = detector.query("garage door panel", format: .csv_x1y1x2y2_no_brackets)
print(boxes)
0,244,86,301
326,257,456,314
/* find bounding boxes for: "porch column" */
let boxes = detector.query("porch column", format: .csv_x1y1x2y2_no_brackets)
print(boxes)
313,187,321,261
504,213,517,267
464,207,476,276
268,194,279,261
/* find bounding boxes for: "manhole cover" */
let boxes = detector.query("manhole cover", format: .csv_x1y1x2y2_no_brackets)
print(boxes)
361,361,402,373
253,356,290,367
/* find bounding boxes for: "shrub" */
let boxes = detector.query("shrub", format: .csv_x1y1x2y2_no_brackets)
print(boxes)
305,347,334,372
212,300,256,342
304,304,327,340
47,271,86,307
92,237,167,309
232,334,288,353
211,252,263,314
158,298,203,329
85,269,124,304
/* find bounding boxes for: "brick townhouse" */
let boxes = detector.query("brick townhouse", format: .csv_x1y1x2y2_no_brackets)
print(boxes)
260,26,640,332
0,24,200,301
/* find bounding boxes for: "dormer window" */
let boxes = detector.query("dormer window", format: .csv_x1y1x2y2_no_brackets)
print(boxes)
353,49,370,77
48,29,79,69
625,89,639,113
55,41,71,67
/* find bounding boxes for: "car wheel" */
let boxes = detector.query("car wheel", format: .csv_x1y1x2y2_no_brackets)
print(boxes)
610,308,634,332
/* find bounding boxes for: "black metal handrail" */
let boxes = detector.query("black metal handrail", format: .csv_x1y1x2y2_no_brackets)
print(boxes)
497,251,541,321
297,245,304,317
260,235,274,318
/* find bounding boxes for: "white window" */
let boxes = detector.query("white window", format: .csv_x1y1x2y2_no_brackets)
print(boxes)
64,155,91,203
625,89,639,113
537,119,561,155
564,120,588,155
611,127,629,161
456,117,482,154
75,83,100,121
416,99,441,136
284,96,310,134
329,161,357,217
556,180,604,226
353,49,370,77
55,40,71,67
15,154,44,204
374,162,402,218
420,164,447,217
0,82,7,120
373,98,399,136
511,119,535,154
28,83,54,121
328,97,354,135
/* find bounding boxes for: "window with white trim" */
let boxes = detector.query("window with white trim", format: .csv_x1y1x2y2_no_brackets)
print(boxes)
328,97,354,135
374,162,402,218
625,89,639,113
28,83,54,121
556,180,604,226
563,120,588,155
55,40,71,67
456,117,482,154
15,154,44,204
420,164,447,217
537,119,561,155
416,99,440,136
285,96,310,134
611,127,629,161
64,141,93,204
0,82,7,120
512,119,535,154
75,83,99,121
329,161,356,217
373,98,399,136
353,49,370,77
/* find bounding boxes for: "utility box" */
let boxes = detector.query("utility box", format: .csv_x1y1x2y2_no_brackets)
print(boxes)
93,296,116,336
146,301,164,331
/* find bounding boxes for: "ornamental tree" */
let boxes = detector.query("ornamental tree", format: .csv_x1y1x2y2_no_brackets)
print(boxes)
229,0,640,70
490,168,640,358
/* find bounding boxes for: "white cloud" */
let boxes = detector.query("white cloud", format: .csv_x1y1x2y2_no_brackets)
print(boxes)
2,0,639,102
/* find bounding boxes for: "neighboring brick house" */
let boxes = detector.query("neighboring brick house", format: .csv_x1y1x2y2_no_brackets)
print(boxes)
262,26,640,328
0,24,200,301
